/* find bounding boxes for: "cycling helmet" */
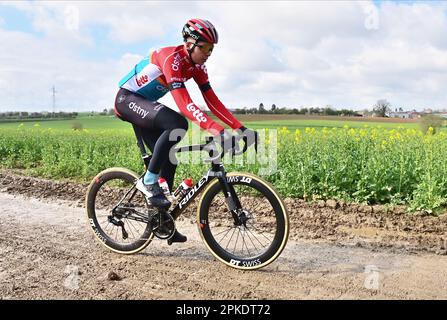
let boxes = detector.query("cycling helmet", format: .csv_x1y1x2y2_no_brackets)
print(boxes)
182,19,219,44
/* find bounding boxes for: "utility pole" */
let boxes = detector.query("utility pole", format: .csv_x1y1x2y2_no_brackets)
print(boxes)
52,85,57,114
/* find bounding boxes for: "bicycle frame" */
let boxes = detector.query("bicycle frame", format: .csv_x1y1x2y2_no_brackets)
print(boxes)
169,162,242,221
131,124,243,223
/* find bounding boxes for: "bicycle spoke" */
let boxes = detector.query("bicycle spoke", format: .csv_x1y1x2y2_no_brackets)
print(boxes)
104,221,113,233
114,226,119,241
244,228,260,253
126,217,144,235
216,227,234,243
125,220,139,240
249,227,274,245
241,228,251,256
205,180,285,261
232,227,240,255
224,227,237,251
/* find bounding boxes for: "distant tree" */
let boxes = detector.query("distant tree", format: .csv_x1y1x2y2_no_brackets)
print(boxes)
323,106,338,116
235,108,248,114
309,107,320,115
271,104,276,113
340,109,358,116
258,103,266,114
373,99,391,117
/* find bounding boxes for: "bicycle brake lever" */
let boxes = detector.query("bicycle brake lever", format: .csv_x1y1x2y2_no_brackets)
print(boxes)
205,136,214,144
231,136,245,156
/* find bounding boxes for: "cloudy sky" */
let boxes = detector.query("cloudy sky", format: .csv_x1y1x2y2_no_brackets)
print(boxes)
1,0,446,113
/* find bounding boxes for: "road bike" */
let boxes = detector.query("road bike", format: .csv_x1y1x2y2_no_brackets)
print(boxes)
85,126,289,270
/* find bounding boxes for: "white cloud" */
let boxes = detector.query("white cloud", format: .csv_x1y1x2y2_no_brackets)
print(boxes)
1,0,447,112
201,1,447,110
0,28,124,111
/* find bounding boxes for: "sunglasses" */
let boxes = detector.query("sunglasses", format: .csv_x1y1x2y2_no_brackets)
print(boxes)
193,42,214,54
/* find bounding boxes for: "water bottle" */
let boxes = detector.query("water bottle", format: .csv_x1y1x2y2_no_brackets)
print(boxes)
173,178,194,198
158,177,171,197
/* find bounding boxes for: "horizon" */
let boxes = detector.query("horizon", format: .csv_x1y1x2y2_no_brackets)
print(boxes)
2,105,447,115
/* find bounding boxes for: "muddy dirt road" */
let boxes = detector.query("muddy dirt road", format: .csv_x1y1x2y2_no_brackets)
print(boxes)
1,191,447,300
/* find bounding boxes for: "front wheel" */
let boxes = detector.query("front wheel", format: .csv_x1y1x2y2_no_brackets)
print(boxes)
198,172,289,270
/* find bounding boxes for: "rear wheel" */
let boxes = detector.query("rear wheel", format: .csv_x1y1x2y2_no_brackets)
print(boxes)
198,172,289,270
85,167,154,254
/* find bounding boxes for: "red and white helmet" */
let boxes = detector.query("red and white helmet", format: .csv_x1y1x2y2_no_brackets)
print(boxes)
182,19,219,44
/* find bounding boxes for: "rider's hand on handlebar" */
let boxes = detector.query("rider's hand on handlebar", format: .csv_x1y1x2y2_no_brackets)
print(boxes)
238,126,259,150
217,130,237,155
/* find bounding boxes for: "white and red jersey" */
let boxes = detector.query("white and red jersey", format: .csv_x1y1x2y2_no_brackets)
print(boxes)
118,45,242,135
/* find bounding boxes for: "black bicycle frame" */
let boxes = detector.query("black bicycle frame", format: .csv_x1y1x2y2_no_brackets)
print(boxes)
131,126,243,222
169,162,242,220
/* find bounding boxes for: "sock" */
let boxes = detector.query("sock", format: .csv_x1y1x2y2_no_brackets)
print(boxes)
143,170,159,185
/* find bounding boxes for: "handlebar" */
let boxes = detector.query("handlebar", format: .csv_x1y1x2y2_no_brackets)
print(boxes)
205,132,258,159
175,132,258,163
135,123,258,166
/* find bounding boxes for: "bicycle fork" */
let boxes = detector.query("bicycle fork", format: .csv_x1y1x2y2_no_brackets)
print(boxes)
217,172,247,227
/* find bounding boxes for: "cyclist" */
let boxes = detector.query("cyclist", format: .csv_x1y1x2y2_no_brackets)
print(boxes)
114,18,257,244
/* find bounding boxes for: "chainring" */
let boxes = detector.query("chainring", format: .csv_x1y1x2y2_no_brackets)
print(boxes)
150,211,175,240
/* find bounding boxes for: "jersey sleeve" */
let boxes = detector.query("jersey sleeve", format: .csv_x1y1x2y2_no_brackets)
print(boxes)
161,51,224,135
193,65,243,130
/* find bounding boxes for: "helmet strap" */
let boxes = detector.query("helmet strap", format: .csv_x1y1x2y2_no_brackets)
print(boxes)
186,39,198,65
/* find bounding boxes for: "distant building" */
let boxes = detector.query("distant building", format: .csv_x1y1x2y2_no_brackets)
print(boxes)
357,109,374,117
409,111,421,119
389,109,421,119
389,111,411,119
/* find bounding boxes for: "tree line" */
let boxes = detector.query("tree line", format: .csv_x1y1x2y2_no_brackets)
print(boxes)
0,111,78,121
232,103,360,116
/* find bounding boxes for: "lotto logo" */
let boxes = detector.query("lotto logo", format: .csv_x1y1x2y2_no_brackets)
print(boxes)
186,103,208,123
136,75,149,87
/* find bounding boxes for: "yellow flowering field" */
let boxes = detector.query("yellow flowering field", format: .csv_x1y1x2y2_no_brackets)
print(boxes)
1,124,446,213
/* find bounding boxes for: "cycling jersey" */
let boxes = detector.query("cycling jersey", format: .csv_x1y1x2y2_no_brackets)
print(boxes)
118,45,242,135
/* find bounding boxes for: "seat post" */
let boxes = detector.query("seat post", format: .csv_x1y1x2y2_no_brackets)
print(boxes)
132,124,152,169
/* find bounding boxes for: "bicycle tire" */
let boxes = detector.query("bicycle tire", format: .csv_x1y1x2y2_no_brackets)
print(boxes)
197,172,289,270
85,167,154,254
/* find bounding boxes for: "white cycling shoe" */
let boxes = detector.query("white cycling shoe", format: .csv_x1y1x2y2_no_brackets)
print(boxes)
136,178,171,208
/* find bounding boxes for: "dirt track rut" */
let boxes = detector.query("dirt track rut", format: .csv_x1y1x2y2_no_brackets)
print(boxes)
1,192,447,300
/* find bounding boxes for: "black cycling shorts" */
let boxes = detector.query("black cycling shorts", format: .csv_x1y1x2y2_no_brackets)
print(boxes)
114,87,166,129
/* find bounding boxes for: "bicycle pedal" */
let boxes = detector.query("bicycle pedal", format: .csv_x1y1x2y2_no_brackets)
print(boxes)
167,230,187,245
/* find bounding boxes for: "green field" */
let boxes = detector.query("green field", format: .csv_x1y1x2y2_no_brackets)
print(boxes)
1,115,446,214
246,119,420,131
0,115,129,130
0,114,425,131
